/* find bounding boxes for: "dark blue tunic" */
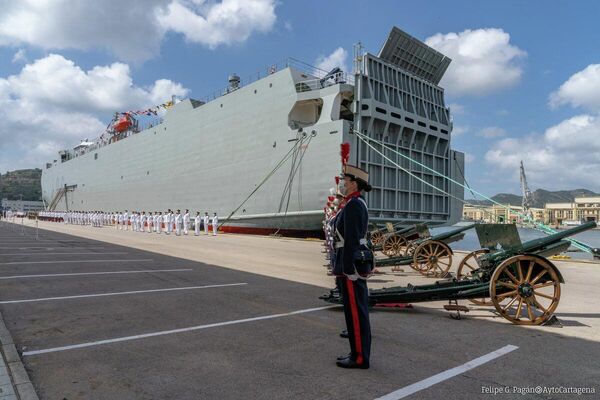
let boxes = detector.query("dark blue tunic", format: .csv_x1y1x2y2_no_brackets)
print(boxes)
332,196,371,277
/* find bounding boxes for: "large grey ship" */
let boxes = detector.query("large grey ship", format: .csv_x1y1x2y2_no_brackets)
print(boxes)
41,27,465,236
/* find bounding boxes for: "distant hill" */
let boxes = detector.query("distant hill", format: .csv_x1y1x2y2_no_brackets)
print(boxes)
0,169,42,201
468,188,600,208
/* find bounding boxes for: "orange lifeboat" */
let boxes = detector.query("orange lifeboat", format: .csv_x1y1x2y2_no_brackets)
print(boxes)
113,114,132,133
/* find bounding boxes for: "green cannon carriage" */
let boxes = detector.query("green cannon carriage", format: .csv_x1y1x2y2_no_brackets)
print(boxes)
372,223,430,257
375,224,476,278
321,221,597,325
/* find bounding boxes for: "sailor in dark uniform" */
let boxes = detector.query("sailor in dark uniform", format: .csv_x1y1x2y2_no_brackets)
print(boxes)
333,164,373,369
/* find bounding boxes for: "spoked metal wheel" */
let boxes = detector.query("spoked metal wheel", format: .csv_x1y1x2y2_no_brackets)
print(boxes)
371,231,384,247
382,234,407,257
457,249,492,306
490,255,561,325
412,241,453,278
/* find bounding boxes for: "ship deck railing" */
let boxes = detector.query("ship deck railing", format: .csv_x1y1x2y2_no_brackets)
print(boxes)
51,58,350,163
294,72,351,92
198,57,354,103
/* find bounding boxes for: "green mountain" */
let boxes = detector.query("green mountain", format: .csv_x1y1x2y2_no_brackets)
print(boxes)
0,169,42,201
468,189,599,208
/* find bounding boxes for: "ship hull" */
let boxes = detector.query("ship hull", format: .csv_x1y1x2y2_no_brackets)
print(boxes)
42,68,348,232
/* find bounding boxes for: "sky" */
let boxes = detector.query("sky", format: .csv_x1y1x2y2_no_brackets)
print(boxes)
0,0,599,197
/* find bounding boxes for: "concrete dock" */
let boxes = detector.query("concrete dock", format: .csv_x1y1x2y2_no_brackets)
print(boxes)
0,219,599,399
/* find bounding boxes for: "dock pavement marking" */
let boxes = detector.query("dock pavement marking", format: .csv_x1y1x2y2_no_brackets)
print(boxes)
0,282,247,304
0,259,153,265
374,345,519,400
22,305,338,356
0,269,193,280
0,252,129,256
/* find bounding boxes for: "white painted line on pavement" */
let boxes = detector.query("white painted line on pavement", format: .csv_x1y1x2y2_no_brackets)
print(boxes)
374,345,519,400
23,305,338,356
0,252,129,256
0,282,247,304
0,246,60,250
0,259,153,265
0,269,193,280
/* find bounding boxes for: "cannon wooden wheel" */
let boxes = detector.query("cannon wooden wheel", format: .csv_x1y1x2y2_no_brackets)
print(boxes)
412,241,453,277
457,249,493,306
405,242,417,258
490,255,561,325
382,234,407,257
371,231,384,246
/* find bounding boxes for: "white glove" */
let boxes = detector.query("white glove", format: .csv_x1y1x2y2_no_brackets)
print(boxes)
346,273,359,281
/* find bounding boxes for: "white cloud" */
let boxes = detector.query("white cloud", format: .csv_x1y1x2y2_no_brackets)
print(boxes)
315,47,349,73
477,126,507,138
447,103,466,115
485,114,600,190
0,0,166,62
425,28,526,96
11,49,27,63
549,64,600,111
0,54,189,173
156,0,276,49
451,125,469,137
0,0,277,62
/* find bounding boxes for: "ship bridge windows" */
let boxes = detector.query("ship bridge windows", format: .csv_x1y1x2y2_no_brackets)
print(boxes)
288,98,323,129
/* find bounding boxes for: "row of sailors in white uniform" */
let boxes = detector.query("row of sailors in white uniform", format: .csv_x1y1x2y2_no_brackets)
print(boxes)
37,210,219,236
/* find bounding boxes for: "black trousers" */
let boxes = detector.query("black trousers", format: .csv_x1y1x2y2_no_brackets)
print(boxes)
341,277,371,365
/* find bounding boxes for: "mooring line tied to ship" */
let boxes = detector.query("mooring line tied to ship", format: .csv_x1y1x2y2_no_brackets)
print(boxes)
219,129,314,232
274,130,315,235
351,129,599,256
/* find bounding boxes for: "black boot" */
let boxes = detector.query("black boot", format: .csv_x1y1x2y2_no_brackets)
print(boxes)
339,330,349,338
336,358,369,369
336,353,351,361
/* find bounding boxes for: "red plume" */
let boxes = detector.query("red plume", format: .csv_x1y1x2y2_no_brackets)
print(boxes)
328,196,334,202
334,176,340,185
340,143,350,166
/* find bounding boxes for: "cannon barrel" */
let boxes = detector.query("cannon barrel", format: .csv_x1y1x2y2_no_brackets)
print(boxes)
430,224,476,242
394,225,417,236
521,221,597,253
373,221,430,234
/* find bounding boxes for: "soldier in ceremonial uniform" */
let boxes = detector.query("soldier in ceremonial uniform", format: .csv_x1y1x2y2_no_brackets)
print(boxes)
203,212,209,235
332,164,373,369
212,212,218,236
194,211,201,236
175,209,182,236
183,209,190,235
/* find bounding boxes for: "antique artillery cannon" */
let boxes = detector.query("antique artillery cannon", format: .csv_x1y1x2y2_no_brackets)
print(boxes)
375,224,476,278
374,223,430,257
321,221,597,325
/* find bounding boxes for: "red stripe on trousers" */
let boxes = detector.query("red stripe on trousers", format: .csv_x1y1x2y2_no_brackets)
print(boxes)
345,278,363,365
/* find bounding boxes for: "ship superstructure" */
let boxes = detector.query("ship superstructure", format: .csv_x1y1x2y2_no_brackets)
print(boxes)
41,27,464,235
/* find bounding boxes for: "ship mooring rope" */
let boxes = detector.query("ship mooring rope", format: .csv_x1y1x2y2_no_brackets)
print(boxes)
274,131,315,235
353,130,594,253
219,134,305,228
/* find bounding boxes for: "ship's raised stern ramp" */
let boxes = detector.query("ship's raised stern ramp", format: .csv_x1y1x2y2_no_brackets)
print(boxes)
351,26,462,227
378,26,451,85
